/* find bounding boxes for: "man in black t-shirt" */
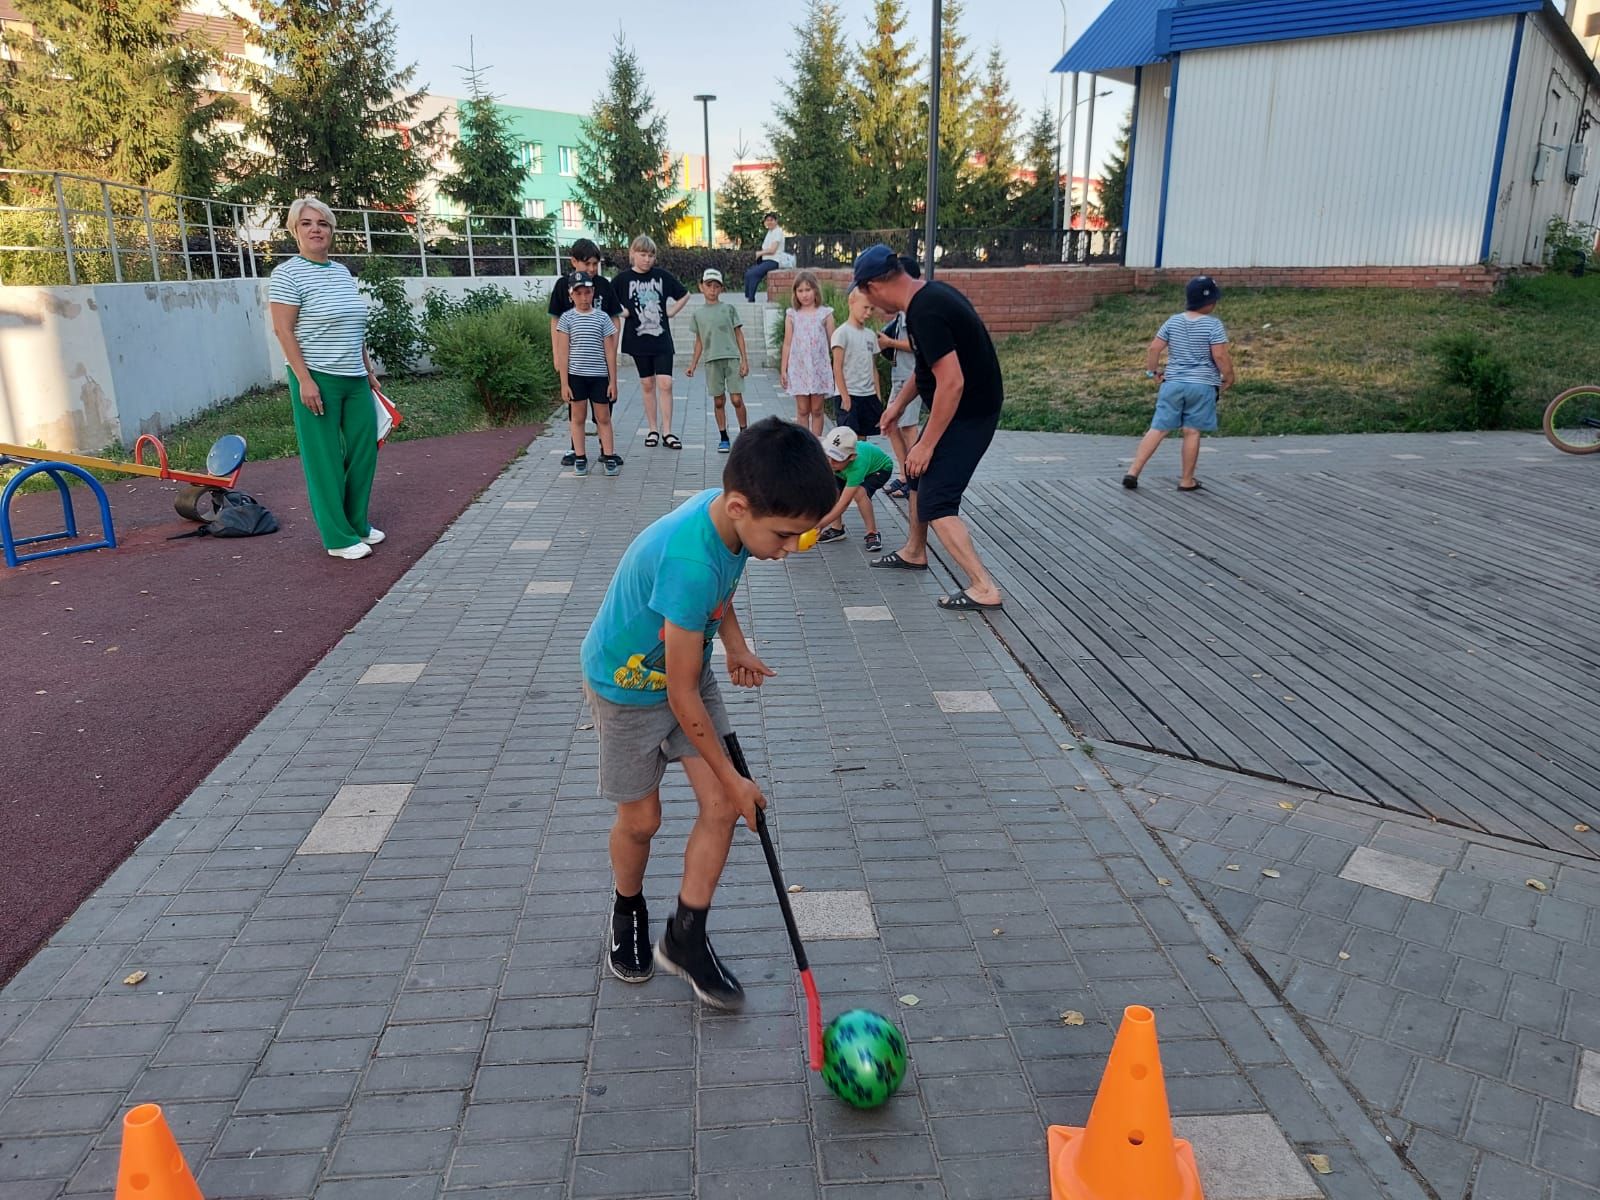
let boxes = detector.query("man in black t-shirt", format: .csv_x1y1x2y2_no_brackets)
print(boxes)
853,244,1004,611
550,240,623,465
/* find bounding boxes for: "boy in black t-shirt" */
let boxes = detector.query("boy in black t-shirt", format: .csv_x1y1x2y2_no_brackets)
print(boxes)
612,235,689,449
550,239,623,466
852,244,1005,612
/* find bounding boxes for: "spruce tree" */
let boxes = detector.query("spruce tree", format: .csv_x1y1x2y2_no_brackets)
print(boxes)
241,0,442,210
768,1,862,233
851,0,922,230
0,0,231,196
718,162,768,249
1098,110,1134,229
1012,105,1059,228
960,44,1022,225
572,35,687,245
440,63,526,217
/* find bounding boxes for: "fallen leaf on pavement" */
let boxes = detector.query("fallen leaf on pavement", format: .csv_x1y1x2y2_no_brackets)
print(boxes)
123,971,147,986
1262,868,1281,879
1526,878,1548,892
1061,1011,1085,1026
1307,1154,1332,1175
786,884,803,894
898,994,920,1007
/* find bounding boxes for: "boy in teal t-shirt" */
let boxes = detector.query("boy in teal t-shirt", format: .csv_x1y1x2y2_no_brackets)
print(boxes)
813,426,895,551
581,417,837,1011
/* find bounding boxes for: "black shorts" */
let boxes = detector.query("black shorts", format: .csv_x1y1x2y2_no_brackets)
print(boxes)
631,353,675,378
839,467,893,499
838,394,884,436
567,374,611,405
908,415,998,522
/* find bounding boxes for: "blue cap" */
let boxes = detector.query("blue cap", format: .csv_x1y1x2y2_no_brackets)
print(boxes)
852,243,899,289
1186,275,1221,309
569,270,595,289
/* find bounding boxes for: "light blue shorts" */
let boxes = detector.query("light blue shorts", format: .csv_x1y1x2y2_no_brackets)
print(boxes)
1151,381,1219,432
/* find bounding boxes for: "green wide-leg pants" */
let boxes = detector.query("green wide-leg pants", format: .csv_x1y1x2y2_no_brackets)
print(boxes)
287,368,378,550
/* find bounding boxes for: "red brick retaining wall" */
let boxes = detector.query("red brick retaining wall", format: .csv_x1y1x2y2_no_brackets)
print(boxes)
765,264,1503,336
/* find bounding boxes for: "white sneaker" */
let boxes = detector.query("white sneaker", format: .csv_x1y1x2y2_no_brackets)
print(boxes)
328,542,372,560
362,526,385,545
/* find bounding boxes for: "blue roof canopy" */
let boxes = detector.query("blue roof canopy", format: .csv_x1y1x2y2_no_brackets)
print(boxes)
1054,0,1561,74
1054,0,1174,74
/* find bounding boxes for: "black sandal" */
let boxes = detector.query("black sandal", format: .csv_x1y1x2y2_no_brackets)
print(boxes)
644,431,660,447
663,433,682,449
869,551,928,571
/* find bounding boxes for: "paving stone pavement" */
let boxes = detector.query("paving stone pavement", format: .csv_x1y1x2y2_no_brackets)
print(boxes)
1092,743,1600,1200
0,364,1583,1199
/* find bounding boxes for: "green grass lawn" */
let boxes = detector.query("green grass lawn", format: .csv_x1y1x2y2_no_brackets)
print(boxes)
996,273,1600,436
4,375,554,493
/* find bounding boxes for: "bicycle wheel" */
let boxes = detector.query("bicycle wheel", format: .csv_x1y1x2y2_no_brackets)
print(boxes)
1544,385,1600,454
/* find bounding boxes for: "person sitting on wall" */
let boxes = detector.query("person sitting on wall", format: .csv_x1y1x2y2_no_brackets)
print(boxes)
743,213,787,302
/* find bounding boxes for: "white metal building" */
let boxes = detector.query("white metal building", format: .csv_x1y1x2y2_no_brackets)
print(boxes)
1059,0,1600,268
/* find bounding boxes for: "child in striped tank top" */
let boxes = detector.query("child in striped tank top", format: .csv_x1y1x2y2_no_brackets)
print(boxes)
555,271,621,476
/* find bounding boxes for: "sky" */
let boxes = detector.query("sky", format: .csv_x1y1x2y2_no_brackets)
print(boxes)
383,0,1132,190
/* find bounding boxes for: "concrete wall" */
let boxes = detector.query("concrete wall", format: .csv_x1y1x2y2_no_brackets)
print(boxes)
0,273,554,453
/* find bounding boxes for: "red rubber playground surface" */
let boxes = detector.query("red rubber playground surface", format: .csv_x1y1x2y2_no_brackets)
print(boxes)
0,426,539,984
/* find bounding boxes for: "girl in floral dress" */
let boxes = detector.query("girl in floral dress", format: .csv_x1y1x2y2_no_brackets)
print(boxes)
779,271,836,436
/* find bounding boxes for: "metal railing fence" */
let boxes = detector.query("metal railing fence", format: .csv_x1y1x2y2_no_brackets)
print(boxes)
793,225,1124,270
0,169,565,286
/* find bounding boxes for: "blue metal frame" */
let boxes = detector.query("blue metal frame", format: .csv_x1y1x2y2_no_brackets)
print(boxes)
1124,66,1144,241
0,460,116,567
1480,12,1527,263
1155,55,1182,268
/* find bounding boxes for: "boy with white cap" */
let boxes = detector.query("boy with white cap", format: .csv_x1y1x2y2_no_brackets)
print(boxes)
813,426,894,552
686,269,750,453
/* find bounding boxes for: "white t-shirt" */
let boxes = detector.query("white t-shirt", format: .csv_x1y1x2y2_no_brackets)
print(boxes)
760,226,786,262
830,322,879,397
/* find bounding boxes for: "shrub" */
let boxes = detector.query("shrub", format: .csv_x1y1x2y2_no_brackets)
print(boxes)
358,257,423,374
421,282,515,333
1544,217,1597,276
1429,331,1516,430
427,301,557,424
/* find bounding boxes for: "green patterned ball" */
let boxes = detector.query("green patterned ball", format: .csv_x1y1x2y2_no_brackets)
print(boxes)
821,1009,908,1109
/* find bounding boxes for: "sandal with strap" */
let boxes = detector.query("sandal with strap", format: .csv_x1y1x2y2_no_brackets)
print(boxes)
663,433,683,449
644,431,660,447
869,551,928,571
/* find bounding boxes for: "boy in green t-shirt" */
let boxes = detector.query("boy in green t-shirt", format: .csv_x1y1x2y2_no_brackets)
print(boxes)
685,269,750,454
814,426,894,552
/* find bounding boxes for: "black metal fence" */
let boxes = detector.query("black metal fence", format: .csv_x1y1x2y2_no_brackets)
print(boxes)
792,226,1124,270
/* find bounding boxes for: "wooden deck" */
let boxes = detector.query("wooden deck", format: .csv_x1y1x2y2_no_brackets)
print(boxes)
960,456,1600,858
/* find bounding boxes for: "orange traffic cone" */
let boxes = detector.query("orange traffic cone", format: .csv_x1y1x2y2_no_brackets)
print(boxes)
1047,1005,1204,1200
115,1103,204,1200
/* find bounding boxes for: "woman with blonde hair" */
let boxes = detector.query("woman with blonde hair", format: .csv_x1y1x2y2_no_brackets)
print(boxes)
268,196,385,560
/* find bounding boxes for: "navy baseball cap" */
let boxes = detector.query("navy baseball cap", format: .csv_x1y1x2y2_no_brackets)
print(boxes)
1186,275,1221,309
569,270,595,289
852,244,900,289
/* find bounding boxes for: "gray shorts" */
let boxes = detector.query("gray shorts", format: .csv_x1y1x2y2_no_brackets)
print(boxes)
583,664,730,804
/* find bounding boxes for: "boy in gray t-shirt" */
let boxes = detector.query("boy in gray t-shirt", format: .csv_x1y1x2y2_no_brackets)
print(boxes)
830,287,883,435
1123,275,1236,493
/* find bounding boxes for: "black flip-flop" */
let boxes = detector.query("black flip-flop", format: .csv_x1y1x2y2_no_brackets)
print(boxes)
938,590,1003,611
644,431,660,447
663,434,683,449
869,551,928,571
1178,480,1203,492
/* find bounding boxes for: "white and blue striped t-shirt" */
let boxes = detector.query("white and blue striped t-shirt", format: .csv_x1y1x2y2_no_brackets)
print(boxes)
267,257,369,376
1156,313,1229,386
557,307,617,377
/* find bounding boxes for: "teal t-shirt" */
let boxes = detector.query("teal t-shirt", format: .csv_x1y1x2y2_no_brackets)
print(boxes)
836,441,895,487
581,489,748,705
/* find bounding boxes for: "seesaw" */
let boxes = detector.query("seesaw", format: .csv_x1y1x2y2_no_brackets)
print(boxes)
0,433,246,567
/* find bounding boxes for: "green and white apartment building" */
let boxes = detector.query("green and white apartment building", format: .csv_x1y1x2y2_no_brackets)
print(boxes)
418,97,714,250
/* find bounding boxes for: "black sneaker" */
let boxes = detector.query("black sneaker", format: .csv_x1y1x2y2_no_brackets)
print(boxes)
608,905,653,983
816,526,847,544
656,923,744,1011
561,450,577,467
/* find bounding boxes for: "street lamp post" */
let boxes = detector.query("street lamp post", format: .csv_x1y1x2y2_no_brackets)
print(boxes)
693,93,716,247
924,0,942,280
